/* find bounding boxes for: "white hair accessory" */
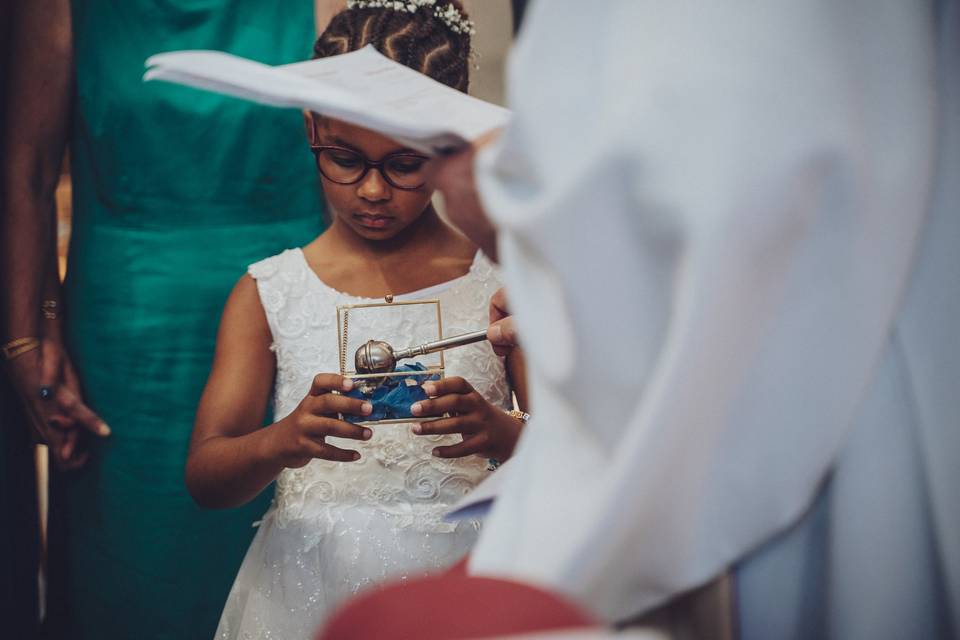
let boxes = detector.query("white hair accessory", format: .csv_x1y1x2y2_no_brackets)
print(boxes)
345,0,477,36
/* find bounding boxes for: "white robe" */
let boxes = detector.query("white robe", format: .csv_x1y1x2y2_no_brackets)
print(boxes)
468,0,958,637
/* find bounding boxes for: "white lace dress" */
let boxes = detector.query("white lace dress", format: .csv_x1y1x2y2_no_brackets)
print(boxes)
215,248,511,639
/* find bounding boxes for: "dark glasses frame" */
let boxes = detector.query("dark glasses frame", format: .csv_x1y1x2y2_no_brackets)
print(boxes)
309,144,431,191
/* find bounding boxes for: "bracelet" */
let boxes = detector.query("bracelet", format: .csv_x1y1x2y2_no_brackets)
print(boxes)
42,300,59,320
506,409,530,423
487,410,531,470
2,336,41,360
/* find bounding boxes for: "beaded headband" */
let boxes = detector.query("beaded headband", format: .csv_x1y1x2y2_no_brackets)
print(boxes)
345,0,477,36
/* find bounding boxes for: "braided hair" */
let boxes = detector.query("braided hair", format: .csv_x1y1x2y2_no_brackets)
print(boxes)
313,2,472,93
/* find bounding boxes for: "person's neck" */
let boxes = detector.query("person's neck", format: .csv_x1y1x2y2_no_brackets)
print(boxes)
329,206,448,260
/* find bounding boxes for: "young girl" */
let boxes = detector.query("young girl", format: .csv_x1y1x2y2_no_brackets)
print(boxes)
185,2,528,638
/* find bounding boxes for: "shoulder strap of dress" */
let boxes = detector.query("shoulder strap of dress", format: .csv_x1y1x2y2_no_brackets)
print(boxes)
247,248,310,341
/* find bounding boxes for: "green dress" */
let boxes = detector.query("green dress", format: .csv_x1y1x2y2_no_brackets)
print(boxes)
61,2,324,638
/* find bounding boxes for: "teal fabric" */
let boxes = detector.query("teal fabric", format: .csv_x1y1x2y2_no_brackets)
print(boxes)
62,2,325,637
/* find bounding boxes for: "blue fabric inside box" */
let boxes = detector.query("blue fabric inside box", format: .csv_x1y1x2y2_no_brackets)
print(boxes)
343,363,441,423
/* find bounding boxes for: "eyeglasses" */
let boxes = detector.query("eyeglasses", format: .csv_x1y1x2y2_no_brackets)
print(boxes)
310,145,431,190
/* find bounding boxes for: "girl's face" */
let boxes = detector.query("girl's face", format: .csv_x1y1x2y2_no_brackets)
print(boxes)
306,114,435,242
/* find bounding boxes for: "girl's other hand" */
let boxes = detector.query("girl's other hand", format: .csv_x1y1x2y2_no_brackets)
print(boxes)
269,374,374,468
409,377,523,461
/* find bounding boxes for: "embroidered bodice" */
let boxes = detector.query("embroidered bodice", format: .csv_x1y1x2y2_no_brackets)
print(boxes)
249,248,510,533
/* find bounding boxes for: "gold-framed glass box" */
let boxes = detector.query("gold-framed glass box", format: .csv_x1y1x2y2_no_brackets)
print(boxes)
336,298,446,426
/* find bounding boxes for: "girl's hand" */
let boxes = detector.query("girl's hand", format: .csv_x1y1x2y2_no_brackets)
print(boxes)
268,374,374,468
409,377,523,461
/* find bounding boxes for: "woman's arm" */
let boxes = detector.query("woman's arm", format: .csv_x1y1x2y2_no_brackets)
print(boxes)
1,0,70,342
186,275,373,509
1,0,108,468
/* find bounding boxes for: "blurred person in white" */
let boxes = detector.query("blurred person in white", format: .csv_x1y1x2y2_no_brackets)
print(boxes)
432,0,960,637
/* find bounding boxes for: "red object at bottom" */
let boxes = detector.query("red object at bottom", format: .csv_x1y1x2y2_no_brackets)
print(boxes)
316,572,596,640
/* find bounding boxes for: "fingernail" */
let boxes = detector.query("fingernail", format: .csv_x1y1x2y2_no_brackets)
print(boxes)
431,448,441,457
352,452,361,461
362,428,372,440
411,402,422,416
342,378,354,391
422,383,436,396
490,324,503,343
99,422,112,436
361,402,373,415
412,424,422,435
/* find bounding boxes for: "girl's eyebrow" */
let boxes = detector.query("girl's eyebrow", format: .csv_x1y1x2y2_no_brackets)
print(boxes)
330,136,360,151
329,136,419,156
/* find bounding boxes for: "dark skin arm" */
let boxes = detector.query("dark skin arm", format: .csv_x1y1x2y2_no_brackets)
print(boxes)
1,0,109,469
186,275,374,509
1,0,69,342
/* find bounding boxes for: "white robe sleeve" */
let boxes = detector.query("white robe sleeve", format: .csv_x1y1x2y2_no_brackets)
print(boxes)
467,0,940,622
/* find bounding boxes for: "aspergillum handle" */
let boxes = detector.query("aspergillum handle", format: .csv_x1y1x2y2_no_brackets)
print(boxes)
392,329,490,362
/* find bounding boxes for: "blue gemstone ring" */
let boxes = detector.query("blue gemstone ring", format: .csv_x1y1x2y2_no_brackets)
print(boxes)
39,386,53,400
